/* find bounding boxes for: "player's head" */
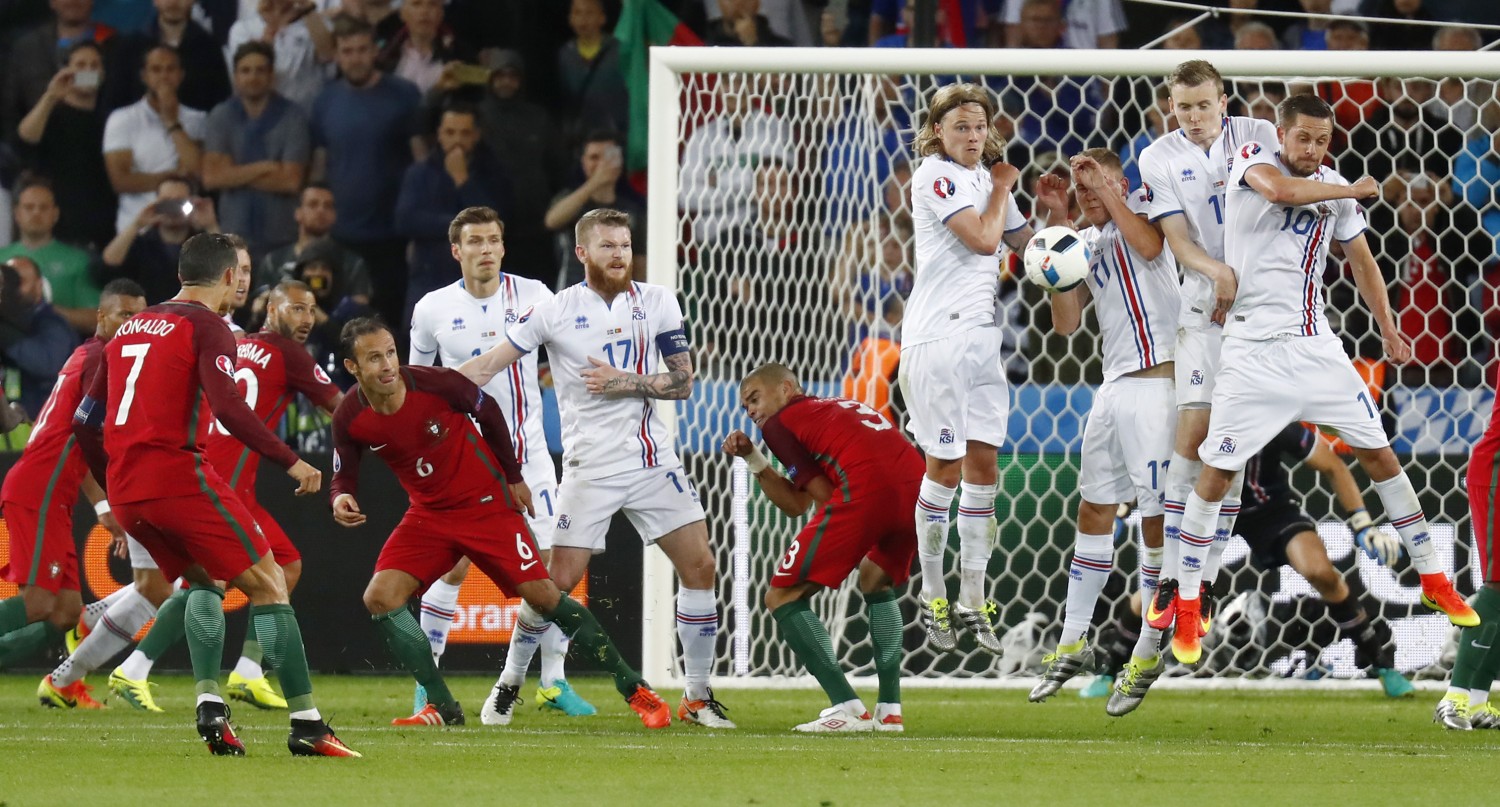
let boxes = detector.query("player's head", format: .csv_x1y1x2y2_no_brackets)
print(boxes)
178,232,241,307
1276,94,1335,177
449,206,506,284
739,363,803,427
914,83,1003,169
1073,148,1128,228
341,316,401,396
223,232,252,313
575,208,633,296
267,280,318,344
1166,59,1227,147
97,278,147,342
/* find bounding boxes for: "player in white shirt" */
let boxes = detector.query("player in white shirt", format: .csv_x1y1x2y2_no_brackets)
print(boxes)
901,83,1062,654
460,208,735,729
1027,150,1180,711
1135,60,1279,637
1166,93,1479,665
406,207,596,724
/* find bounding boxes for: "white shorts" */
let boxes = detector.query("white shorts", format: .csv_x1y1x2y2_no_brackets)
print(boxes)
552,464,706,554
1173,325,1222,408
1079,377,1177,516
521,464,559,551
898,326,1009,460
126,534,157,571
1200,335,1389,472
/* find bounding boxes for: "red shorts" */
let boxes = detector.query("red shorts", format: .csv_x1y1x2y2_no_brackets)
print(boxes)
243,496,300,566
375,500,550,596
770,481,919,590
1469,447,1499,583
1,499,79,594
115,480,271,583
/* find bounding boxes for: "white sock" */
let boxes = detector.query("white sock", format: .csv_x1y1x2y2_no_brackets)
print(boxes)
1201,471,1243,588
837,697,867,716
1160,452,1199,582
82,585,135,631
290,708,321,721
915,477,958,602
1470,689,1490,708
539,623,570,688
956,483,998,608
1059,530,1113,646
1176,492,1223,599
676,587,718,701
875,702,901,720
1446,685,1468,699
499,601,548,687
232,655,264,680
197,693,225,706
419,579,462,660
1372,472,1441,575
118,649,155,681
1134,542,1165,659
53,588,158,686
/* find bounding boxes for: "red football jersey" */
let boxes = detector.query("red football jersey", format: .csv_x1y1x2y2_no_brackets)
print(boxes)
204,330,340,493
0,338,102,506
331,365,522,511
78,300,299,504
761,395,924,500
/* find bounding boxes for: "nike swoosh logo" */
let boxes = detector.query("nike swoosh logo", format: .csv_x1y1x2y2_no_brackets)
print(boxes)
520,560,538,571
1475,642,1493,650
371,444,387,451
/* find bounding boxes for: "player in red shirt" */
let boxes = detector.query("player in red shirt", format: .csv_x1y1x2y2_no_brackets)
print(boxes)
72,233,356,758
1435,400,1500,728
331,317,673,729
0,280,147,692
723,363,923,733
100,280,346,712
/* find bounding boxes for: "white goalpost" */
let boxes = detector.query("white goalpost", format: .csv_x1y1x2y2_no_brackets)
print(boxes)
642,46,1500,690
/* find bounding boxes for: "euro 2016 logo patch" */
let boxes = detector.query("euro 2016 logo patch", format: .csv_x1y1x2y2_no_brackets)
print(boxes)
313,365,332,385
1241,142,1262,159
939,428,955,445
216,354,235,377
933,177,956,199
1190,369,1204,386
1141,182,1153,203
1218,437,1237,455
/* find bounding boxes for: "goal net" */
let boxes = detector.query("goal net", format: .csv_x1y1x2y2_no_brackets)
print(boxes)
643,48,1500,687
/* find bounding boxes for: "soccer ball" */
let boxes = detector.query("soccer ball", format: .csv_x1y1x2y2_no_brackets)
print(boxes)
1022,226,1090,292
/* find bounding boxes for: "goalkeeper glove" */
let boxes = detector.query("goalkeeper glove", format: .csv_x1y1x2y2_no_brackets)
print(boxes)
1349,508,1400,568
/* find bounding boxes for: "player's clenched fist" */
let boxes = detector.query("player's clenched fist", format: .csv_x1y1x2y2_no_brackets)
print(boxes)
287,459,322,495
333,493,366,527
722,430,754,458
508,480,535,518
1349,176,1379,199
989,162,1021,191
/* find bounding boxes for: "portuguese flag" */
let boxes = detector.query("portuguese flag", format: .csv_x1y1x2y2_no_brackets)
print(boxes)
616,0,702,172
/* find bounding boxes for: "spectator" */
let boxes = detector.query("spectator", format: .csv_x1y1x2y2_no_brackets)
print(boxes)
395,106,512,318
1279,0,1331,50
310,14,423,330
15,40,118,249
1342,78,1460,182
545,130,647,289
202,41,311,259
292,237,372,386
1238,81,1287,124
0,256,80,417
1160,17,1203,50
1,0,116,139
1120,83,1173,191
1002,0,1126,49
1233,21,1279,49
1368,0,1435,51
842,294,904,424
1325,17,1370,50
1453,105,1500,265
872,0,956,48
102,44,205,235
706,0,793,46
92,0,162,34
557,0,628,138
375,0,472,95
255,183,372,304
0,176,99,334
1432,27,1483,132
679,77,791,245
1319,21,1378,141
99,174,218,304
708,0,816,44
108,0,232,113
226,0,335,111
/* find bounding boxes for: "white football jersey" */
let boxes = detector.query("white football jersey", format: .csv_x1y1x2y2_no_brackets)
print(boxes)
1223,142,1367,341
905,155,1028,347
1080,189,1182,382
410,276,555,474
1138,116,1278,328
507,281,685,481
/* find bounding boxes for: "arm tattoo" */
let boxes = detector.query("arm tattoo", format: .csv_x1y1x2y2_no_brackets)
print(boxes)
600,351,694,400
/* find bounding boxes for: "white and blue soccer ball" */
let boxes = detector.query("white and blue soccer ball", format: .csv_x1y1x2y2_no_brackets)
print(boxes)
1022,225,1090,292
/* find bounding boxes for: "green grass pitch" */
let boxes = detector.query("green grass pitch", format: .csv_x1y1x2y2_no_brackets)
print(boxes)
0,674,1493,805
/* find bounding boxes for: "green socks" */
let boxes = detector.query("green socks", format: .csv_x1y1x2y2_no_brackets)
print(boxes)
0,595,27,635
0,620,63,669
242,614,266,670
772,599,858,706
251,604,314,712
374,606,455,708
1453,587,1500,691
865,589,905,705
546,594,645,697
138,588,188,661
184,584,226,697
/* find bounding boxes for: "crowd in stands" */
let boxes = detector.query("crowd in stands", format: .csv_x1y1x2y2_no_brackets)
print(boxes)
0,0,1497,440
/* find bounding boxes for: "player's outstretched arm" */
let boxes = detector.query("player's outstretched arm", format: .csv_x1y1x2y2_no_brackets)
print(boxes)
722,430,830,517
1244,166,1378,208
71,355,111,491
1340,233,1411,364
1160,214,1237,324
1047,284,1088,335
457,340,524,388
584,350,694,401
